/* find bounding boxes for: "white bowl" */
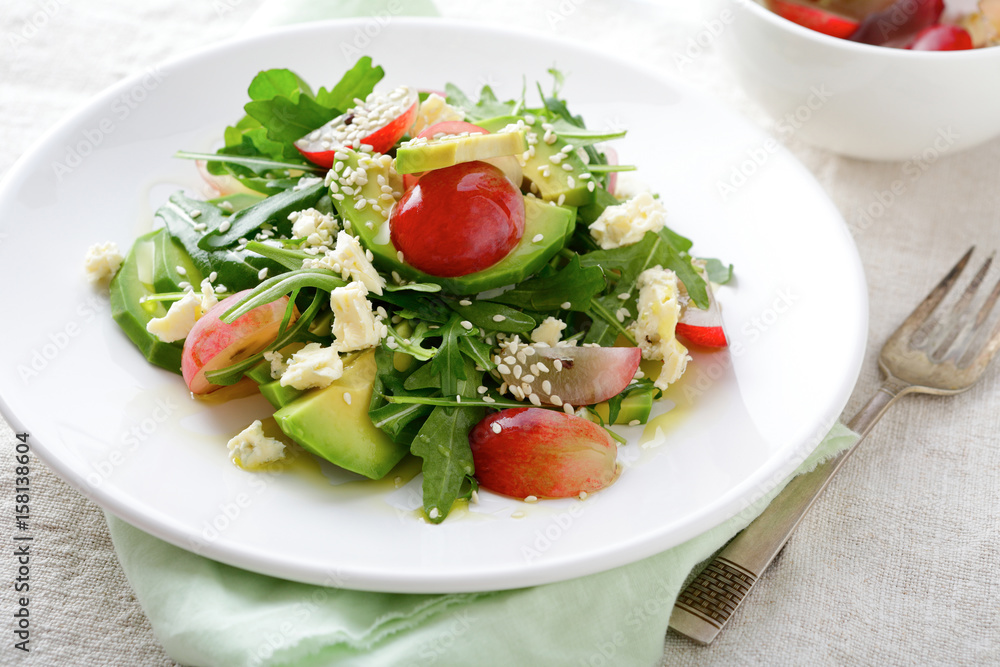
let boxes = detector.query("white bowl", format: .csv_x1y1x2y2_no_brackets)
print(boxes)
717,0,1000,160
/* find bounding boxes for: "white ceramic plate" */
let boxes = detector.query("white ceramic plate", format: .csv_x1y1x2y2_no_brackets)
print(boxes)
0,19,867,593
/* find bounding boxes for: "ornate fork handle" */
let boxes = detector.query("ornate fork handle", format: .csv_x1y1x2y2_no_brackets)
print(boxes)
669,377,911,644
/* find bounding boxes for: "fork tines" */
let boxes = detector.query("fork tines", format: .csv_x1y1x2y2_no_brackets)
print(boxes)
905,247,1000,368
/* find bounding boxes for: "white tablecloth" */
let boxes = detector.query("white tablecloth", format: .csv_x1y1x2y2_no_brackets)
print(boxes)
1,1,997,664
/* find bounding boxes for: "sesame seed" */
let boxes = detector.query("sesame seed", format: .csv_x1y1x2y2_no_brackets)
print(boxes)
542,380,552,394
459,299,472,306
504,356,516,365
190,210,202,219
567,176,575,188
561,301,572,310
215,285,227,293
175,266,186,275
483,396,496,403
618,292,631,300
456,395,462,403
536,362,549,373
588,181,596,192
629,419,641,426
498,364,511,374
532,234,544,243
524,495,538,503
492,315,506,323
554,359,563,372
343,392,352,405
563,402,574,414
218,220,231,233
579,491,588,500
511,511,526,519
550,395,562,406
209,272,218,282
528,393,542,407
557,194,566,206
397,251,405,262
461,320,473,330
513,366,522,379
429,508,440,519
562,163,574,172
499,382,508,394
477,386,488,394
258,268,268,281
491,422,502,434
522,374,535,383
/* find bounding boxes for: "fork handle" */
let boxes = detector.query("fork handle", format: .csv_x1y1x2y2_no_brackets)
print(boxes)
668,378,911,644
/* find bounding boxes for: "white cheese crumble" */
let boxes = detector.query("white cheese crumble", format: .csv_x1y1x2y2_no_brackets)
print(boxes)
83,241,123,283
289,208,338,248
531,316,567,347
262,350,287,380
628,266,690,390
145,279,219,343
227,420,286,469
305,231,386,296
330,282,387,351
588,191,667,250
411,93,465,136
280,342,344,390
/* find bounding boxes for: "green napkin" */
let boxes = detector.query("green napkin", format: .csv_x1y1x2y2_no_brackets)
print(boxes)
105,3,862,665
108,423,857,666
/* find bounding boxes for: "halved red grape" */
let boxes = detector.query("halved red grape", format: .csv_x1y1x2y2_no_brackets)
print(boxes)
389,161,525,277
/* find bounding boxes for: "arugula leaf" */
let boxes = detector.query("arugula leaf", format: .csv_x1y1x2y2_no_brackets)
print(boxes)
158,195,291,292
315,56,384,110
446,300,536,334
369,344,434,444
443,83,516,121
701,258,734,285
429,315,468,397
579,228,709,345
410,405,483,524
198,182,325,250
489,255,604,312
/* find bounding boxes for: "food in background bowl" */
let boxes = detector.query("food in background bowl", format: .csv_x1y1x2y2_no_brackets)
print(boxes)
764,0,1000,49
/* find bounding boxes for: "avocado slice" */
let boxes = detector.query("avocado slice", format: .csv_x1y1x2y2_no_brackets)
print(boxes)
110,229,187,373
594,387,654,425
273,349,408,480
477,116,594,207
394,130,527,174
332,150,575,295
259,380,305,410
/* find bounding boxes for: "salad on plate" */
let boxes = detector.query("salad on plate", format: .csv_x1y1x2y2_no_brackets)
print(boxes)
84,58,732,523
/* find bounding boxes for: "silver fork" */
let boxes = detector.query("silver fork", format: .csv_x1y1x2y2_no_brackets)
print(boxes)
669,247,1000,645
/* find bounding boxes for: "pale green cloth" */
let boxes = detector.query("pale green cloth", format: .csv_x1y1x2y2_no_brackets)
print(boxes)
105,2,861,665
107,424,857,666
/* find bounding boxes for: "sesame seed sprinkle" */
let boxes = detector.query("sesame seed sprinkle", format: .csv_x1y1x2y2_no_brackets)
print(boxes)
343,392,352,405
491,422,502,434
493,314,506,323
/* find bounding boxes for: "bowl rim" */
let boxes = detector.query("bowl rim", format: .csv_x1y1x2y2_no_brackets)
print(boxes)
735,0,1000,59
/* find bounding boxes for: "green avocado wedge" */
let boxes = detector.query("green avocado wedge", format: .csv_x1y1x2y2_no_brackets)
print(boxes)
331,149,576,295
477,115,594,207
394,130,527,174
109,229,187,374
273,349,409,480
